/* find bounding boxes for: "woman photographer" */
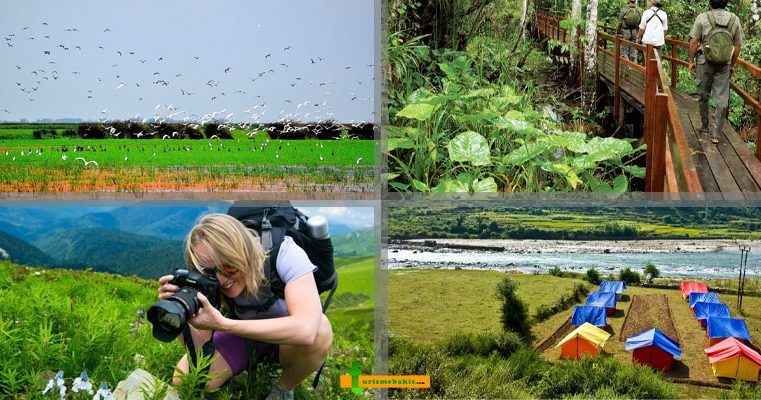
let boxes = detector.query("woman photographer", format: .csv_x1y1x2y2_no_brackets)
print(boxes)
157,213,333,400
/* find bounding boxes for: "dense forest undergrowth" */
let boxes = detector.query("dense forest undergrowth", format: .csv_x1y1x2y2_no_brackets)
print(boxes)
386,0,761,192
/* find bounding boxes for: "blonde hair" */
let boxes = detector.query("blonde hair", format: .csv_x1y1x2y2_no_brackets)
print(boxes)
184,213,267,298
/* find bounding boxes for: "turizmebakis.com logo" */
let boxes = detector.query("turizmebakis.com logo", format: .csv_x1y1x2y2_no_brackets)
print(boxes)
339,361,430,394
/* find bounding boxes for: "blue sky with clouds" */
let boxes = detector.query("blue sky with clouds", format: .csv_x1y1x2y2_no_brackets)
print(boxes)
0,0,375,123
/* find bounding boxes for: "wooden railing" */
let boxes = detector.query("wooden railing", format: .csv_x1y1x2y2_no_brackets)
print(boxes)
534,10,761,192
596,29,702,192
596,23,761,162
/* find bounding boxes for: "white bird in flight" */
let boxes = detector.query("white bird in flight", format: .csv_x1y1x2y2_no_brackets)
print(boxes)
74,157,98,167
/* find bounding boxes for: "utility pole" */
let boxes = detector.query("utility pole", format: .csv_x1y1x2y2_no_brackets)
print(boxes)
737,246,751,310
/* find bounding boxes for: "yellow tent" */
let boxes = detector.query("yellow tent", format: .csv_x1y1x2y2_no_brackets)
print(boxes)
556,322,612,359
705,337,761,382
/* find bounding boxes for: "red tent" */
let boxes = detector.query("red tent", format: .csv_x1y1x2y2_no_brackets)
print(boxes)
680,282,708,299
626,329,682,372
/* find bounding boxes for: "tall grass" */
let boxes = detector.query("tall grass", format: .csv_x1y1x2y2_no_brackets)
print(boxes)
0,262,374,399
388,336,680,399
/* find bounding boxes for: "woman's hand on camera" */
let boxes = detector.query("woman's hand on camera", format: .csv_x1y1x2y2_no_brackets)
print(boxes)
189,292,226,331
157,275,180,300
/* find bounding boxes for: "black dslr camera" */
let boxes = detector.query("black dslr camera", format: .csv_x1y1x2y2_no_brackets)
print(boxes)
147,269,220,342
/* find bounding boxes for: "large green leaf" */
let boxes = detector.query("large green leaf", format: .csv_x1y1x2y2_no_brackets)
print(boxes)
621,165,646,178
612,175,628,192
578,137,634,159
546,131,588,153
387,138,414,152
412,179,431,192
455,112,500,124
396,103,436,121
463,88,496,98
472,177,498,192
503,141,547,165
408,88,432,104
495,116,542,136
541,163,582,189
432,178,470,192
447,131,491,166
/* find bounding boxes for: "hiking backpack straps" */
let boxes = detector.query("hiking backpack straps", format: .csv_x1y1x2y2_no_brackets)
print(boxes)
645,8,663,26
226,201,338,314
704,11,736,65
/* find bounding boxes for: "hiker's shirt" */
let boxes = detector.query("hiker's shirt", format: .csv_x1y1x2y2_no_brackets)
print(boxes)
230,236,317,320
688,9,743,65
639,7,667,47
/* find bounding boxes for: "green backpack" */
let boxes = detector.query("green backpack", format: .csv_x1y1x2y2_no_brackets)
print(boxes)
623,6,641,28
704,11,736,65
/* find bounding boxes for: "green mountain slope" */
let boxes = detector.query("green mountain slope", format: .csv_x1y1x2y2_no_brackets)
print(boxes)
0,231,55,267
34,228,183,279
332,228,374,258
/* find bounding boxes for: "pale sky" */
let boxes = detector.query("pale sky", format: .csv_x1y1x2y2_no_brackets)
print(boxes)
0,0,375,123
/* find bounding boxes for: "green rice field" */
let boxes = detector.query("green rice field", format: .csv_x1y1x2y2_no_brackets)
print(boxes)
0,124,375,193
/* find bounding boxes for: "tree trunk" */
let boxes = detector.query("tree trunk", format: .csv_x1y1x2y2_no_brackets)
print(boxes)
582,0,599,115
568,0,582,69
519,0,529,40
752,0,760,28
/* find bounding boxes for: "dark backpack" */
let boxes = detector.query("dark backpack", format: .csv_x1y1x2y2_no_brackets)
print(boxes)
226,201,338,314
704,11,736,66
623,6,641,28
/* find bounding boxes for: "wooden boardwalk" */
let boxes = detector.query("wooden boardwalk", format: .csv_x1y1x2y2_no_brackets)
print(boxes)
536,12,761,193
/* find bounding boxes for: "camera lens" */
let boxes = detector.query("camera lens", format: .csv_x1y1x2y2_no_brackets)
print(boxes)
147,287,200,342
156,307,183,330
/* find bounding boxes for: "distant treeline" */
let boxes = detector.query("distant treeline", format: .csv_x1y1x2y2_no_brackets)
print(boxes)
20,120,375,140
388,207,761,240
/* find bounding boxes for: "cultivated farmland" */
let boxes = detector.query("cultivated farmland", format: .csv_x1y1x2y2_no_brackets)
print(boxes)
0,123,374,194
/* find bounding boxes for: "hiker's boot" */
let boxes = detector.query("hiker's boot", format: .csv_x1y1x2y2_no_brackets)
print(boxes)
265,385,294,400
712,106,728,139
697,103,710,133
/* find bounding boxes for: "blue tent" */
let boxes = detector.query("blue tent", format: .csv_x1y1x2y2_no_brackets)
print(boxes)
585,291,617,310
694,302,730,321
707,317,752,343
571,306,607,327
625,328,682,358
689,292,720,309
599,280,626,295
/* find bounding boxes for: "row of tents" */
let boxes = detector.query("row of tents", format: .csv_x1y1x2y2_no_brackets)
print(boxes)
680,282,761,382
556,280,761,381
560,280,624,359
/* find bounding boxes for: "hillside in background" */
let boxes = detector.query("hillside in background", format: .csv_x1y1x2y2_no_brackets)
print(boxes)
0,222,372,280
332,228,374,258
0,231,55,267
34,228,184,279
0,205,225,242
389,207,761,240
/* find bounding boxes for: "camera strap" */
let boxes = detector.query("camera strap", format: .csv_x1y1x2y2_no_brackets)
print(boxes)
182,324,216,371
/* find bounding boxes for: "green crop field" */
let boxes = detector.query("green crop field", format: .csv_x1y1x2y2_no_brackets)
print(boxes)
0,257,375,399
388,268,761,398
0,125,374,193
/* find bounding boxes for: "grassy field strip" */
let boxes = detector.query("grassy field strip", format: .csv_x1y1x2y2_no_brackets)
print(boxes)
388,270,585,344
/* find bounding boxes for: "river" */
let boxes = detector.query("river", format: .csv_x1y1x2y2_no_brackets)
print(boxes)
388,239,761,278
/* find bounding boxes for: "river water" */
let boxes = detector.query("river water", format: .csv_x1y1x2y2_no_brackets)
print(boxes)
388,240,761,278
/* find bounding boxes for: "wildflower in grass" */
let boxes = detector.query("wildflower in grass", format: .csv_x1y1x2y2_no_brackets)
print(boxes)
42,370,66,399
72,371,94,395
93,382,114,400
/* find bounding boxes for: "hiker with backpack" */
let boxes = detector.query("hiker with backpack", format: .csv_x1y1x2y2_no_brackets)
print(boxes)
158,210,335,400
617,0,641,61
688,0,743,138
637,0,668,51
